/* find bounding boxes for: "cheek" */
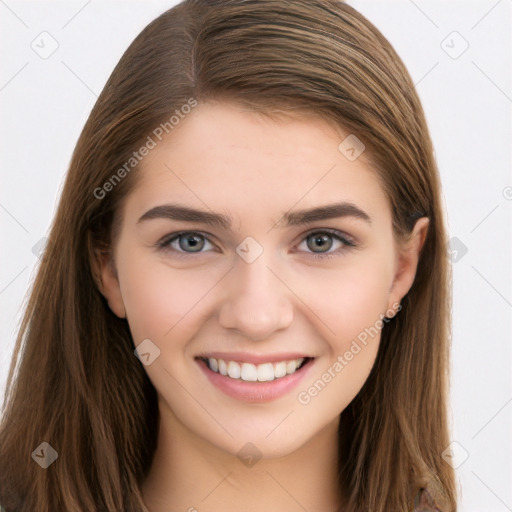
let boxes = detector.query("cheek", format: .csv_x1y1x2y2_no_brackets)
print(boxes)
294,254,393,349
118,253,218,344
295,264,390,415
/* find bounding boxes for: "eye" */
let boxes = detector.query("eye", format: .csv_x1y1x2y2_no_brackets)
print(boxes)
157,231,215,255
156,229,356,260
297,229,356,260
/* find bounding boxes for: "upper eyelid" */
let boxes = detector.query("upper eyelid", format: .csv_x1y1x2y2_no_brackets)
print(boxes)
296,228,355,245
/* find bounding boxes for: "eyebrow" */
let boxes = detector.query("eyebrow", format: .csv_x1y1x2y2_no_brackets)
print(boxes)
137,201,372,228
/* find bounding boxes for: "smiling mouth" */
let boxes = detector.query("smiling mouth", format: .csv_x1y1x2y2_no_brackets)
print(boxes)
197,356,313,382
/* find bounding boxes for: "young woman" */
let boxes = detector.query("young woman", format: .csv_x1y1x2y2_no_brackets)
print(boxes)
0,1,457,510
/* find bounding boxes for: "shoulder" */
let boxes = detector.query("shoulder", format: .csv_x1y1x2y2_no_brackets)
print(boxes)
414,487,444,511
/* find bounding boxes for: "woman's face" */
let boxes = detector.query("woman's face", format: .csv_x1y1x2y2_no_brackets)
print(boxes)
98,100,426,458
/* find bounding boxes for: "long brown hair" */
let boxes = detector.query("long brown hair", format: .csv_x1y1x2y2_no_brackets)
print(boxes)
0,1,456,510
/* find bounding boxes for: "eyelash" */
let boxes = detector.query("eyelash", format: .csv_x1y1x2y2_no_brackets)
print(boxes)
156,229,357,261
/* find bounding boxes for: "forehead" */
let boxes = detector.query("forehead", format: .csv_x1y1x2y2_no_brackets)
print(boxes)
122,101,391,230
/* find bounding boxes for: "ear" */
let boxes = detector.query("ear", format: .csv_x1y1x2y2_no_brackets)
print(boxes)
91,247,126,319
387,217,429,312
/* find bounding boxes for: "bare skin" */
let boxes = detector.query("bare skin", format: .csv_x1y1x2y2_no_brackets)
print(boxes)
96,100,428,512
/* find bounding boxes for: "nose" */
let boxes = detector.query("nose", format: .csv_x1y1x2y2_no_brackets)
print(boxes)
218,255,294,341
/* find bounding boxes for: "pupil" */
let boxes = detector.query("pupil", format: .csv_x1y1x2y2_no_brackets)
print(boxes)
180,234,203,252
308,233,332,252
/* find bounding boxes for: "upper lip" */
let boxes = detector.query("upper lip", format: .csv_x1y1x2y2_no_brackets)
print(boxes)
195,352,314,365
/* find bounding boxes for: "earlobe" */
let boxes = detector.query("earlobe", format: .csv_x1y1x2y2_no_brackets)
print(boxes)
387,217,429,310
91,247,127,319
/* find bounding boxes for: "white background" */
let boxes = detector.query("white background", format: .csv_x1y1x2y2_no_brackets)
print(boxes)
0,1,511,510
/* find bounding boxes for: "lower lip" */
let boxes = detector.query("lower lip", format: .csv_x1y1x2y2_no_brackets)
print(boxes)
196,358,314,403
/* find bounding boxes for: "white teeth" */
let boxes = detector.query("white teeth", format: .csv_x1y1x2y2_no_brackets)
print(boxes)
204,357,307,381
218,359,227,376
240,363,258,382
286,360,297,374
274,361,287,378
227,361,241,379
208,357,218,372
257,363,275,382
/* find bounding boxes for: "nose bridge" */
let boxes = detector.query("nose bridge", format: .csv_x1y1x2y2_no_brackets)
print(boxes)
218,248,294,340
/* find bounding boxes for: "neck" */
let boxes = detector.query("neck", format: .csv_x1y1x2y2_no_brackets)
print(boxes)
141,400,344,512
